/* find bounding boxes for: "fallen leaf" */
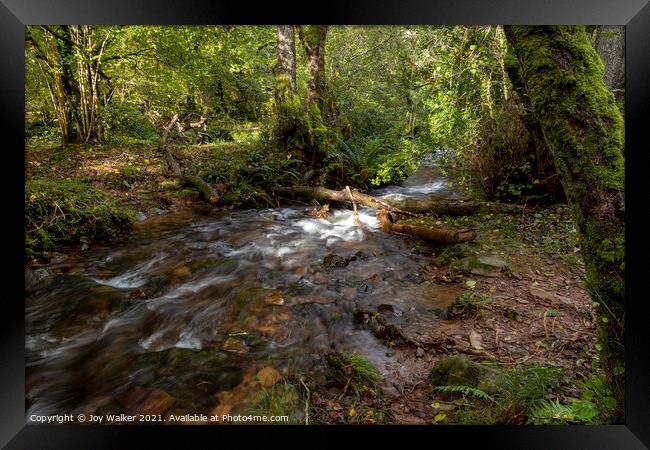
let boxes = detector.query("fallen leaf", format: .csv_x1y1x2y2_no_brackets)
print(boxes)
469,330,484,350
434,413,446,422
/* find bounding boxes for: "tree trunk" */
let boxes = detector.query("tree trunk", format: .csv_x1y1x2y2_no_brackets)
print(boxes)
274,185,485,216
275,25,297,112
297,25,333,172
274,26,308,154
297,25,328,109
377,209,476,244
504,26,625,421
592,26,625,93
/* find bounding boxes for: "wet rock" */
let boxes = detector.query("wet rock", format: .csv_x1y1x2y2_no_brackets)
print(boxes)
265,292,284,306
135,211,147,222
457,254,508,277
129,288,148,300
430,355,505,394
118,386,175,415
148,207,169,216
25,267,49,292
416,347,425,358
173,266,191,278
323,254,349,268
222,337,249,354
529,285,555,302
81,243,90,251
256,367,281,388
129,348,242,409
80,236,91,244
47,252,68,265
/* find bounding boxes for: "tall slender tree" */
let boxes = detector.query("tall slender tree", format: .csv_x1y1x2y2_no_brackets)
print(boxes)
26,25,111,143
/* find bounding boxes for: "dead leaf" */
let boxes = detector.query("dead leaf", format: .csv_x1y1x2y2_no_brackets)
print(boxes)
469,330,484,350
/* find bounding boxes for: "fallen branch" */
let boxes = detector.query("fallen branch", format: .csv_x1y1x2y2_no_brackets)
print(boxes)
377,209,476,244
275,185,484,216
160,114,220,205
345,185,361,226
274,185,418,216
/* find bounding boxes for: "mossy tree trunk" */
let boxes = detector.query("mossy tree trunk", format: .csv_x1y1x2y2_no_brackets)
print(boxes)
297,25,336,172
297,25,328,112
504,26,625,421
274,25,309,155
275,25,298,112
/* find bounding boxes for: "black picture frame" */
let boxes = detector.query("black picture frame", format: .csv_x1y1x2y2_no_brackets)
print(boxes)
3,1,649,448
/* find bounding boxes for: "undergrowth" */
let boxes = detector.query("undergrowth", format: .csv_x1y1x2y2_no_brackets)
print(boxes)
25,179,134,256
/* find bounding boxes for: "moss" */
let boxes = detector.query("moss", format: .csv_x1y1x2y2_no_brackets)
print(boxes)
25,179,134,256
326,352,382,386
505,26,625,421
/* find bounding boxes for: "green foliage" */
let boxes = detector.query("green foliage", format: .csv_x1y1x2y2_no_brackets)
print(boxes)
103,101,160,144
192,142,302,207
25,120,60,145
449,289,493,317
25,179,134,255
245,379,303,424
528,374,617,424
434,385,494,402
451,365,565,424
326,352,383,386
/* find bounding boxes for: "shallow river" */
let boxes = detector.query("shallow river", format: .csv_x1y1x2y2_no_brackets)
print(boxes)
26,151,463,418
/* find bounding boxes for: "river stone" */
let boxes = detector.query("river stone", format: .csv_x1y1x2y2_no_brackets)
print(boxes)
118,386,175,415
256,367,281,387
529,285,556,302
148,207,169,216
430,355,505,394
128,348,243,409
25,268,49,291
135,211,147,222
458,254,507,277
265,292,284,306
222,337,249,354
323,254,349,268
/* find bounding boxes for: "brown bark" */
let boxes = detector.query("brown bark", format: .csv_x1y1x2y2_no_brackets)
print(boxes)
297,26,328,108
274,185,483,216
160,115,221,205
377,209,476,244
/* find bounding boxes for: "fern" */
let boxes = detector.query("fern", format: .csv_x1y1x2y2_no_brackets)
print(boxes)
528,399,575,424
434,385,494,402
528,399,598,425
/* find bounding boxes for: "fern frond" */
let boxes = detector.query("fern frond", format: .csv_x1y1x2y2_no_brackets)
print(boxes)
434,385,494,402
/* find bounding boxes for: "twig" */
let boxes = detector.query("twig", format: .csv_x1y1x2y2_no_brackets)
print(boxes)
338,378,351,401
299,376,310,425
345,185,361,226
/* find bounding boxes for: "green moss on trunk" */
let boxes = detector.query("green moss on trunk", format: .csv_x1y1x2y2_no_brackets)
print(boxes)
504,26,625,422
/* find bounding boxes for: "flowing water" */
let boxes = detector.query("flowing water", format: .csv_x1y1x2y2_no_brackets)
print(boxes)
26,151,464,418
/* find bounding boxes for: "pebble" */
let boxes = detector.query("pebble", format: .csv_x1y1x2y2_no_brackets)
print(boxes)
416,347,425,358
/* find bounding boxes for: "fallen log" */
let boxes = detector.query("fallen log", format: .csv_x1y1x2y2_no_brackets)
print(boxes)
274,185,480,216
377,209,476,244
160,114,221,205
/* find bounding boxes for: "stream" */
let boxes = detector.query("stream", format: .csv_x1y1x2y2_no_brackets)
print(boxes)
26,151,464,419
